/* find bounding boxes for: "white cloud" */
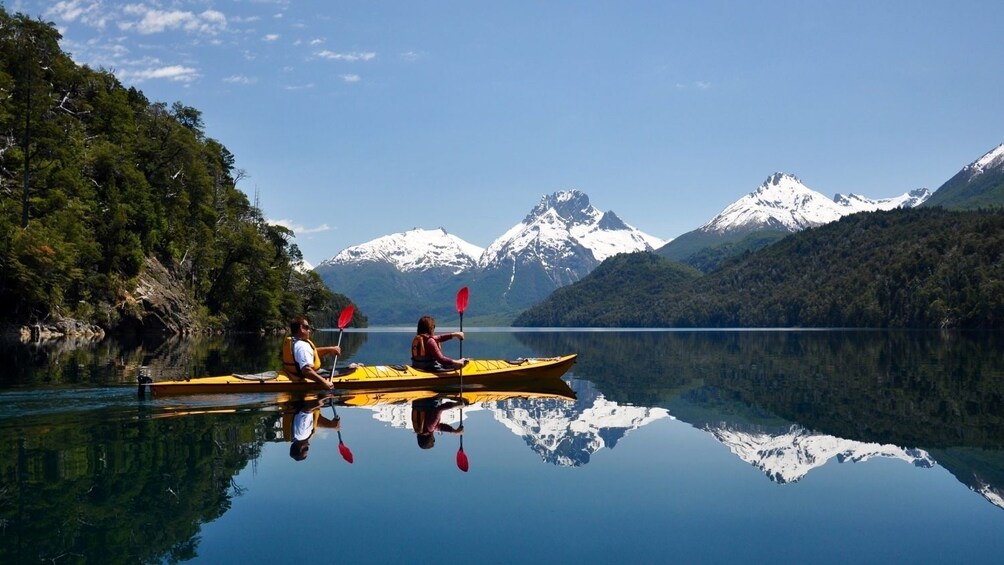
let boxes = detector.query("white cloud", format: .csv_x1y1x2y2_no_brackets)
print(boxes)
283,82,316,91
263,33,280,41
316,50,376,62
676,81,712,91
310,38,324,45
118,5,227,35
341,74,360,83
224,75,257,85
399,51,421,61
121,64,200,83
45,0,111,28
269,219,330,235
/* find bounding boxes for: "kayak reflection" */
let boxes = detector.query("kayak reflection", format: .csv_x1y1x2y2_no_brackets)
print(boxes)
277,377,577,462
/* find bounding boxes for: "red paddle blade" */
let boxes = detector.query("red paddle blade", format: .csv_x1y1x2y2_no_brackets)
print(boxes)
337,305,355,329
456,287,469,315
339,442,354,464
456,448,469,472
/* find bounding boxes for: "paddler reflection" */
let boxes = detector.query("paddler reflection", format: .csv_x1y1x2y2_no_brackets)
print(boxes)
286,396,342,461
412,395,467,449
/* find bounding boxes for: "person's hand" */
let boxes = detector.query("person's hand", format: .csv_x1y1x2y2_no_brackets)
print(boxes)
330,345,342,356
454,331,464,340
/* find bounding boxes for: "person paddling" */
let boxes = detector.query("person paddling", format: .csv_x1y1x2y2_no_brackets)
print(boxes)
281,316,342,389
410,315,467,372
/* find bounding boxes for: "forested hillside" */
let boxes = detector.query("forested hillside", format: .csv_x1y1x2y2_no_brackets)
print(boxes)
515,208,1004,329
0,10,352,333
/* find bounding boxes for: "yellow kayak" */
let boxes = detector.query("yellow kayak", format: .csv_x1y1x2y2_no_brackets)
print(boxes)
140,354,577,396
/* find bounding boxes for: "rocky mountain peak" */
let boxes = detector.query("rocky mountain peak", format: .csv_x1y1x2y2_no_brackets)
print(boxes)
597,210,629,231
524,189,597,226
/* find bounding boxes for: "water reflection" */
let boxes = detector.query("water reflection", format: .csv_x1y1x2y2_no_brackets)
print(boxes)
2,329,1004,562
515,330,1004,507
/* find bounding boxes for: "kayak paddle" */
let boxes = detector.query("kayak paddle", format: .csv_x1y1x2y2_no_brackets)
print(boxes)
455,287,469,472
330,304,355,375
329,399,354,464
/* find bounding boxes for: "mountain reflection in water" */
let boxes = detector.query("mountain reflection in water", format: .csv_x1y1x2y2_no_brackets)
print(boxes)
2,329,1003,563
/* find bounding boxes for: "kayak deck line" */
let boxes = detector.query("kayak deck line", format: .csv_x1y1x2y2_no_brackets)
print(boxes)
139,354,577,396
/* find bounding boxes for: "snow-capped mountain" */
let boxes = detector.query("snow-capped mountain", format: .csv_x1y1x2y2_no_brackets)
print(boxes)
925,142,1004,209
474,190,665,310
317,228,483,274
961,142,1004,180
658,172,930,261
700,172,930,235
832,187,931,214
315,190,665,322
480,190,665,268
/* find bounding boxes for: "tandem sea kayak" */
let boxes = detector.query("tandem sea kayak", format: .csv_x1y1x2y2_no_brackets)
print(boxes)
139,354,577,396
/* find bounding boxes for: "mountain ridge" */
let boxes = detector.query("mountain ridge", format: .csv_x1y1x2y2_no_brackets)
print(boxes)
316,190,664,322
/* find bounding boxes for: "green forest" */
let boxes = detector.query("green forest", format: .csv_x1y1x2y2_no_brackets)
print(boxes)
0,10,355,333
515,207,1004,329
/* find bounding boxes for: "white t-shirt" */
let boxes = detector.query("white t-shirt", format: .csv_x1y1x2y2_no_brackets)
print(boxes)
293,410,314,441
292,339,315,371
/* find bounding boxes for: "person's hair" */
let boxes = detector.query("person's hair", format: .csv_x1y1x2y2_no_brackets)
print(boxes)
417,433,435,449
416,315,435,335
289,316,309,335
290,439,309,461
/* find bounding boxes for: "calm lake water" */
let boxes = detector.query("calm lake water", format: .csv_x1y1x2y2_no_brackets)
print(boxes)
2,328,1003,564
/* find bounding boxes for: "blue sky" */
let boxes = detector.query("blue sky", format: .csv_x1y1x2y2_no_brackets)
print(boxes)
15,0,1004,265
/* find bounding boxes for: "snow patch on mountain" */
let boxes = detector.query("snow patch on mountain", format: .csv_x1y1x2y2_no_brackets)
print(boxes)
702,172,930,235
317,227,483,274
833,187,931,213
963,143,1004,178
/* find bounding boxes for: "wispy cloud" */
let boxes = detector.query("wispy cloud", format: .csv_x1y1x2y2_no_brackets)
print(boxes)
45,0,111,28
224,74,257,85
118,5,227,35
120,64,200,83
263,33,280,42
269,219,330,235
341,74,360,83
316,50,376,62
676,81,712,91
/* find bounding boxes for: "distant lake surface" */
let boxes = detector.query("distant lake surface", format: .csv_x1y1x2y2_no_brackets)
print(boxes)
2,329,1003,564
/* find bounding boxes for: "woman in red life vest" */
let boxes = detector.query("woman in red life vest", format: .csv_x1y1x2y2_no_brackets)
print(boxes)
410,315,467,372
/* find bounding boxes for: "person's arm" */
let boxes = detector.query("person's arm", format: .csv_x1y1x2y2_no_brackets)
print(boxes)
434,332,464,343
316,414,341,429
427,337,464,368
300,365,333,388
316,345,342,357
435,422,464,434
